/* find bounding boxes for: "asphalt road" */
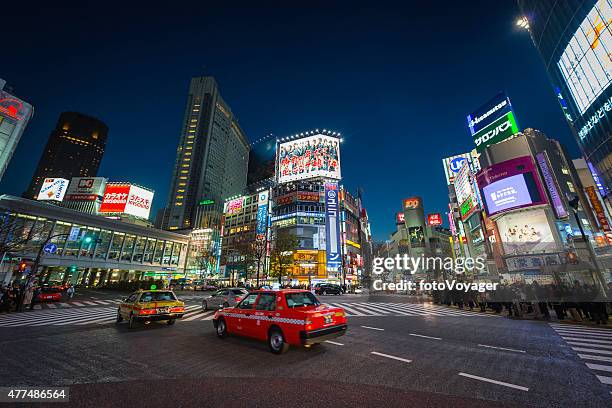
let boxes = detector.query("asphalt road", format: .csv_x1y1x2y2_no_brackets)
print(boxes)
0,291,611,408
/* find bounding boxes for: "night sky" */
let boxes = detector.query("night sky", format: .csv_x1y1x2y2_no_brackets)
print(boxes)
1,1,579,241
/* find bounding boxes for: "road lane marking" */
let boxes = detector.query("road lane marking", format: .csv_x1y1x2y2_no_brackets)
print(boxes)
596,375,612,385
578,354,612,362
82,301,98,306
371,351,411,363
477,344,526,353
409,333,442,340
327,303,364,316
361,325,384,331
46,304,57,308
324,340,344,346
553,329,612,338
586,363,612,373
567,341,612,350
70,302,84,306
560,337,612,345
550,324,612,332
571,347,612,355
458,372,529,391
58,303,71,308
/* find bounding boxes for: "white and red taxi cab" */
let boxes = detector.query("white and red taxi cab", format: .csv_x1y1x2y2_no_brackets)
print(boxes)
213,289,347,354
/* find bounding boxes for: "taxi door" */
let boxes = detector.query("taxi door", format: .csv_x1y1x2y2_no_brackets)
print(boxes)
234,293,258,337
119,292,138,319
252,292,278,340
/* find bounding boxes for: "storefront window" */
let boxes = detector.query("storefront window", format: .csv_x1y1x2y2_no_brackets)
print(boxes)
170,243,181,266
49,222,71,255
108,232,125,261
121,235,136,261
143,238,156,263
133,236,146,263
95,230,112,260
79,227,100,258
153,240,165,264
163,242,174,265
64,224,87,257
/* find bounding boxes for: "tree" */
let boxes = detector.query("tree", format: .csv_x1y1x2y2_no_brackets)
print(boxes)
269,230,300,284
0,213,39,259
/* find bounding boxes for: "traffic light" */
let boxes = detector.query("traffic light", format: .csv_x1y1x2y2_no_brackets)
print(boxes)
69,265,77,273
18,261,27,271
83,235,93,244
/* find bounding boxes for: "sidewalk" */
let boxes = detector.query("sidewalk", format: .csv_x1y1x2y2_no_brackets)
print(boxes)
440,303,612,329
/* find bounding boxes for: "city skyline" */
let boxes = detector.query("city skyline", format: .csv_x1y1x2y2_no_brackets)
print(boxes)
0,1,579,241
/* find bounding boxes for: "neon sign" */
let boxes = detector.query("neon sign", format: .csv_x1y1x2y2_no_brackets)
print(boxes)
0,98,25,121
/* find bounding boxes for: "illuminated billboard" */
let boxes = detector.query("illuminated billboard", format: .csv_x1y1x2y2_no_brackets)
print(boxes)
99,183,154,219
37,178,69,202
467,92,513,135
324,182,342,270
496,209,558,254
224,197,245,215
558,0,612,114
403,197,421,210
442,154,469,185
473,111,519,153
277,134,341,183
476,156,546,217
396,212,405,224
427,213,442,226
65,177,107,201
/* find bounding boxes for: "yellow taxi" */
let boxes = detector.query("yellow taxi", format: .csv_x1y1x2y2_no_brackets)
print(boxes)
116,289,185,329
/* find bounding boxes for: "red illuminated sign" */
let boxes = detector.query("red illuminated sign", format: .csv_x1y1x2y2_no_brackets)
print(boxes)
403,198,420,209
427,213,443,226
0,98,25,121
396,212,405,224
99,184,131,213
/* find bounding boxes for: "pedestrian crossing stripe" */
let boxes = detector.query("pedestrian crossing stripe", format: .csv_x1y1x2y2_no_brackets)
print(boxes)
0,305,210,327
550,323,612,387
322,302,500,318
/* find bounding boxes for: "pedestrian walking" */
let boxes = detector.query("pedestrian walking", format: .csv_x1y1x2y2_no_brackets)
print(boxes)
22,286,33,310
67,285,75,299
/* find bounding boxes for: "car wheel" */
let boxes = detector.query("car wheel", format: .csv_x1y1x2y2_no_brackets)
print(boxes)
167,318,175,325
202,300,208,311
128,313,137,329
268,327,289,354
216,318,227,338
223,302,229,308
116,309,123,323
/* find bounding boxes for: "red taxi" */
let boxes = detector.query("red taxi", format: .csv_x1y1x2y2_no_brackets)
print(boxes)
36,287,62,302
213,289,347,354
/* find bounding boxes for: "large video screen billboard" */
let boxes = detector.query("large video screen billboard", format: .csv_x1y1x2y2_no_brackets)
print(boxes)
476,156,546,217
277,134,341,183
496,208,558,254
558,0,612,114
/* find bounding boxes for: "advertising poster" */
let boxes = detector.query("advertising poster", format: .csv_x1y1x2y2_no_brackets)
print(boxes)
99,184,130,213
396,212,405,224
473,111,519,153
125,185,154,219
477,156,546,217
324,182,342,270
65,177,107,201
277,134,341,183
408,226,425,247
37,178,69,202
224,197,245,215
256,190,269,235
535,152,568,218
467,91,513,135
442,154,469,185
585,186,611,232
495,209,558,254
427,213,442,226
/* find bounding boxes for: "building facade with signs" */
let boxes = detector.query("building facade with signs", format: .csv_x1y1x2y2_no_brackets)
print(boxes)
0,78,33,182
517,0,612,205
0,195,189,286
24,112,107,200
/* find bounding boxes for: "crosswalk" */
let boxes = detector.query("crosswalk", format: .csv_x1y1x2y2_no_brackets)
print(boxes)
0,305,215,327
550,323,612,387
325,302,500,317
30,299,123,310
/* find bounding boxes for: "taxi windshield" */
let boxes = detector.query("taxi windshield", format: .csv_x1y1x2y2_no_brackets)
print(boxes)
285,292,320,308
139,292,176,302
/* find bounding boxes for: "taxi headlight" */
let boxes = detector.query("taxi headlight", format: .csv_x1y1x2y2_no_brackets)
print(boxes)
334,311,345,317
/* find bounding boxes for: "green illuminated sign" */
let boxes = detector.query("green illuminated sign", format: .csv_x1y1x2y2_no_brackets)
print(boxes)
473,111,519,153
199,200,214,205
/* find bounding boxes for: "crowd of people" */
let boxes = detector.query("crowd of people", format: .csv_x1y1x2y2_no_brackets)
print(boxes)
0,281,75,313
432,280,612,325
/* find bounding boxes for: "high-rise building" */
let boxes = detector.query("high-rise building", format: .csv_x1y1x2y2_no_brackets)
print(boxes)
24,112,107,199
0,78,34,181
163,77,249,232
517,0,612,204
247,134,276,186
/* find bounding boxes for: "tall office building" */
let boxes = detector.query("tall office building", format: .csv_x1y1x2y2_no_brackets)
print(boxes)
24,112,107,199
0,78,34,181
163,76,249,231
517,0,612,204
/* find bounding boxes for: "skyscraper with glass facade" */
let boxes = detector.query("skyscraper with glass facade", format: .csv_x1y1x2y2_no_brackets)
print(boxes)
0,78,33,182
517,0,612,206
163,76,249,232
